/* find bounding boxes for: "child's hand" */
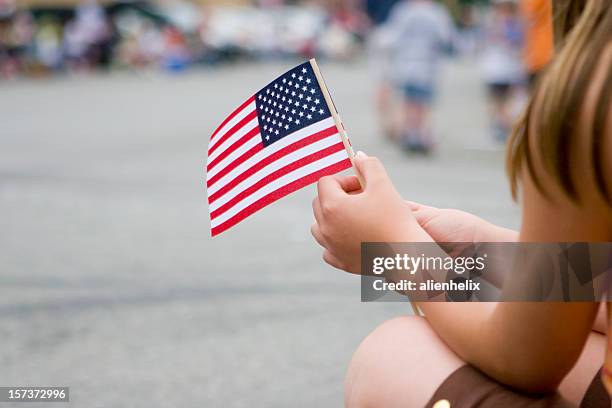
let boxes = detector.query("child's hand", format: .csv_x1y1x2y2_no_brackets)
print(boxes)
407,202,518,243
406,202,482,243
311,152,431,274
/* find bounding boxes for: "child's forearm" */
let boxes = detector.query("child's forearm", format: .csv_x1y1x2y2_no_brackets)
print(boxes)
418,301,598,393
408,218,594,392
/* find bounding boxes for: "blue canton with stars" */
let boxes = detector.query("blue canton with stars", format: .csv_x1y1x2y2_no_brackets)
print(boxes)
255,62,331,147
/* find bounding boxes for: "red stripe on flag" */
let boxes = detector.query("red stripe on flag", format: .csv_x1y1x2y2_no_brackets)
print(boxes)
210,96,256,141
207,126,260,172
208,125,339,202
208,110,258,156
210,143,346,220
211,158,352,236
207,143,264,188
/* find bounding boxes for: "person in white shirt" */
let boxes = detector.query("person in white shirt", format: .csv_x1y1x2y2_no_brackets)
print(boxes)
377,0,455,153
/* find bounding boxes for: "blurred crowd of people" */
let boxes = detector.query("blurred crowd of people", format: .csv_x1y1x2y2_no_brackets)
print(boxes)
369,0,553,152
1,0,553,146
0,0,371,78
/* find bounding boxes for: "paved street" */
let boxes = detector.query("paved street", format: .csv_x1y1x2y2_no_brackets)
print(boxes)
0,58,520,407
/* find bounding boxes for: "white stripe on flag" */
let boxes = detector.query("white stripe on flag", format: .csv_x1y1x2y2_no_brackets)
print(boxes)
207,116,259,164
207,117,336,191
208,134,342,212
210,150,349,227
208,101,257,153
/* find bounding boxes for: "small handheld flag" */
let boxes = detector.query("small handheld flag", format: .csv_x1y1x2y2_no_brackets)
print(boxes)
206,59,356,236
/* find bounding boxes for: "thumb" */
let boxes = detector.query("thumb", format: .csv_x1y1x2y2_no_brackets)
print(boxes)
411,205,439,226
405,200,423,211
354,151,388,189
406,200,437,213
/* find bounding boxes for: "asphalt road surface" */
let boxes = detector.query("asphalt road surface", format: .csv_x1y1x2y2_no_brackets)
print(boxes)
0,58,520,407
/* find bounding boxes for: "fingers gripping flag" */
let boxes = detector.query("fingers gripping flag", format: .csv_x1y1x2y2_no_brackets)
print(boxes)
206,61,352,236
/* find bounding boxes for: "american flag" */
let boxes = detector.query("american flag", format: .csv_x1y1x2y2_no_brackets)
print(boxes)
206,61,352,236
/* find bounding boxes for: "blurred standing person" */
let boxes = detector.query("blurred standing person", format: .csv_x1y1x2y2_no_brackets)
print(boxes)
320,0,369,59
137,21,163,66
519,0,553,88
365,0,402,26
33,16,63,73
63,20,89,70
74,0,112,69
456,4,479,56
365,0,402,141
480,0,525,141
12,11,34,72
327,0,369,40
0,4,33,78
378,0,455,153
160,27,191,72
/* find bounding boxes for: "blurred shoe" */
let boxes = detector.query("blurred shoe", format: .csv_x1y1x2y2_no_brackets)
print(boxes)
401,131,434,155
383,125,397,142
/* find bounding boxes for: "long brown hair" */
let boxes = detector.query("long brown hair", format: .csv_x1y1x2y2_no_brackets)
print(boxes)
506,0,612,204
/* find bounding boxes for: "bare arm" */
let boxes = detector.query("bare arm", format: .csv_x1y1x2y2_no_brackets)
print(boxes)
312,148,610,393
417,151,610,393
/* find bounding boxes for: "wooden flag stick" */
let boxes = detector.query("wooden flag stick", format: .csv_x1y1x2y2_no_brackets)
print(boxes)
309,58,365,188
309,58,422,317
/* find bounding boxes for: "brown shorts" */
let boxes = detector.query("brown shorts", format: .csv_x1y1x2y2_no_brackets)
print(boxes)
426,365,610,408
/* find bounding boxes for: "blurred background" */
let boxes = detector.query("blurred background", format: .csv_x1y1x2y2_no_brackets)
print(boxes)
1,0,550,406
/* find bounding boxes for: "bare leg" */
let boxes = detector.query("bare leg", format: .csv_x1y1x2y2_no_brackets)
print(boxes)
490,96,505,124
345,316,463,408
416,104,433,148
401,101,434,152
375,82,396,140
498,95,513,134
559,330,606,405
345,316,606,408
403,100,419,137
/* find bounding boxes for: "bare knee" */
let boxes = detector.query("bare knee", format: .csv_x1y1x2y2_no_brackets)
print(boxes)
345,316,463,408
